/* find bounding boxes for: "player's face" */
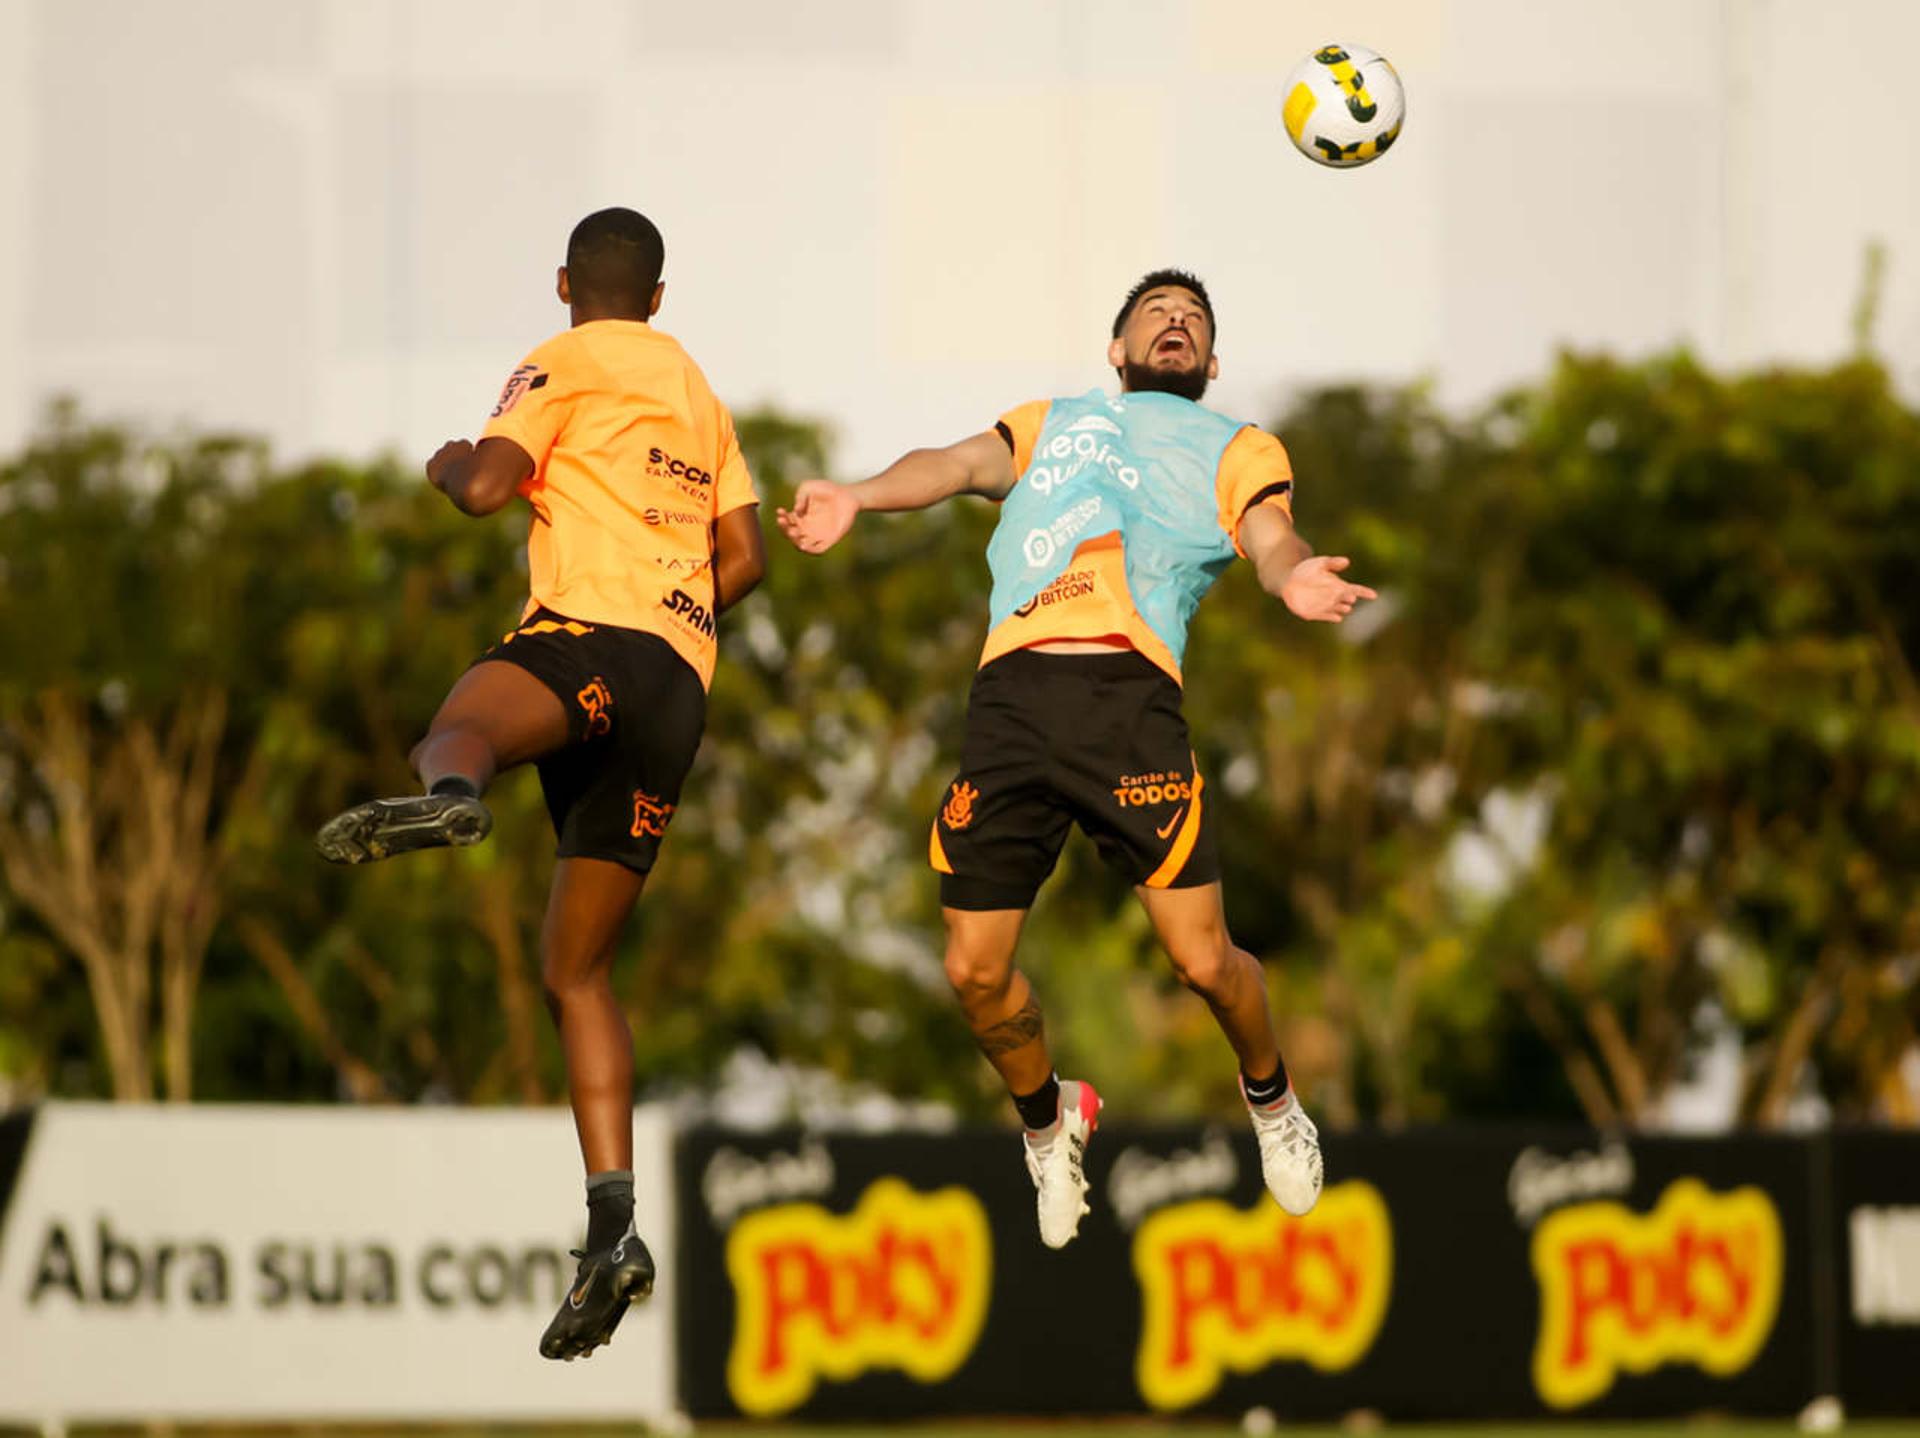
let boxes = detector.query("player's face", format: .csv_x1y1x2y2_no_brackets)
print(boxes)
1108,287,1219,398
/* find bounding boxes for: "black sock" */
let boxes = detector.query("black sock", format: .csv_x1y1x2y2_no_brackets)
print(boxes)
429,774,481,800
584,1170,635,1251
1013,1074,1062,1131
1242,1058,1291,1107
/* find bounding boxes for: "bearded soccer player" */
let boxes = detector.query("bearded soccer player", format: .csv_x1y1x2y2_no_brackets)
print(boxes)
315,208,765,1356
778,271,1373,1247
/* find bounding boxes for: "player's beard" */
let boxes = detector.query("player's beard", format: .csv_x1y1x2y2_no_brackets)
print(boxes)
1121,357,1210,401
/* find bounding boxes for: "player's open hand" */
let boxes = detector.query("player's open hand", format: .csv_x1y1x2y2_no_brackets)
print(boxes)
777,479,859,555
1281,555,1378,623
425,439,474,492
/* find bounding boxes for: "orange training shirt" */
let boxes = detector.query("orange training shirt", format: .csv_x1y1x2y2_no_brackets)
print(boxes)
977,399,1295,683
480,320,758,688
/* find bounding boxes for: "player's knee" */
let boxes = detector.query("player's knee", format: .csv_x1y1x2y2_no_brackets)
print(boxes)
1167,928,1237,999
540,947,612,1007
943,944,1013,1004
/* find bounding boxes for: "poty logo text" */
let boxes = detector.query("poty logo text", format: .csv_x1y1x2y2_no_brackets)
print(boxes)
1531,1178,1783,1409
1132,1183,1392,1410
725,1178,991,1416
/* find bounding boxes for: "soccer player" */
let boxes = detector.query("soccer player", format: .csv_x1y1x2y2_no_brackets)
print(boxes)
777,270,1373,1247
315,208,764,1356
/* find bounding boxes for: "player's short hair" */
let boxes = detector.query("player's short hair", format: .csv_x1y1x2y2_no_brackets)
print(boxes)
566,208,665,310
1112,268,1216,339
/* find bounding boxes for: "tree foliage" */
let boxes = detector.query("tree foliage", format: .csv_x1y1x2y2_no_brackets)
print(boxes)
1,351,1916,1127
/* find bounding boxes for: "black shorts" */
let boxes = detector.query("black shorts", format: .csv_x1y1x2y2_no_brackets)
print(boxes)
932,648,1220,910
478,608,705,873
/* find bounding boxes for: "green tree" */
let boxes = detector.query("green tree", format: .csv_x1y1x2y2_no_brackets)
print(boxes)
4,352,1916,1130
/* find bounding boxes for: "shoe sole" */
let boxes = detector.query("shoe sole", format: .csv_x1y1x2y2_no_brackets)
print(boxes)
315,794,492,864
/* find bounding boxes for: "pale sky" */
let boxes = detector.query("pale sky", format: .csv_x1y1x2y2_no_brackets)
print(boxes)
0,0,1914,482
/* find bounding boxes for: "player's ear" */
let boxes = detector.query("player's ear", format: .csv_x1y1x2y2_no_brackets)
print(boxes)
1107,334,1126,370
556,266,572,305
1206,351,1220,380
649,280,665,318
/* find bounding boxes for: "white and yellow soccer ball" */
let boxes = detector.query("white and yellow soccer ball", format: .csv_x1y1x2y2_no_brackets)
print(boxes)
1282,43,1405,168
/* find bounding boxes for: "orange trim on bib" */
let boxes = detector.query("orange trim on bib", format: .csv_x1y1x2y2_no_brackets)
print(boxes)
1143,765,1205,888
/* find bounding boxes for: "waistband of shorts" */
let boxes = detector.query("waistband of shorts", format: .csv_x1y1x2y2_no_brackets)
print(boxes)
511,606,698,669
979,645,1163,683
521,605,670,644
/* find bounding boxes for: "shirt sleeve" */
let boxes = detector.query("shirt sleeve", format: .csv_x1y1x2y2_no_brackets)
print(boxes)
713,403,759,517
1215,427,1295,557
480,343,568,476
994,399,1052,478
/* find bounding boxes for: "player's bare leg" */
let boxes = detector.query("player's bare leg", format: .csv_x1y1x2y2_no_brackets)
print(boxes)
412,659,569,794
539,856,655,1360
943,906,1101,1247
1135,882,1281,1074
1137,881,1322,1214
316,660,567,862
543,857,646,1173
942,907,1049,1092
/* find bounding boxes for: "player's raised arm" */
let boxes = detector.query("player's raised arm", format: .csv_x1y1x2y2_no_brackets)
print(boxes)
1239,502,1378,624
426,436,534,516
776,428,1018,555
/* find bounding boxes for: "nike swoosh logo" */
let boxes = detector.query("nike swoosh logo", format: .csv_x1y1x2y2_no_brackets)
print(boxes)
569,1266,599,1309
1156,809,1185,840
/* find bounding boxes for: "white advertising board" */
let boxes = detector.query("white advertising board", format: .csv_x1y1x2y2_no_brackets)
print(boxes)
0,1102,679,1423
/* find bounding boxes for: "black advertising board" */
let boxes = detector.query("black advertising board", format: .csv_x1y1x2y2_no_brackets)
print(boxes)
1829,1128,1920,1415
1498,1130,1819,1420
0,1109,31,1233
674,1124,1819,1421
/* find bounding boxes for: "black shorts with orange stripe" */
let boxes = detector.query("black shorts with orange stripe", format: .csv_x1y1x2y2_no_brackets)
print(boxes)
931,648,1219,910
477,607,705,873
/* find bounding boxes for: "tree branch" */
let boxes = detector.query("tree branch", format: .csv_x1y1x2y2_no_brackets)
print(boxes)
234,915,391,1103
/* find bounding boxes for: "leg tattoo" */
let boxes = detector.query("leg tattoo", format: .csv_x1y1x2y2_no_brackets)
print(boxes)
977,993,1045,1058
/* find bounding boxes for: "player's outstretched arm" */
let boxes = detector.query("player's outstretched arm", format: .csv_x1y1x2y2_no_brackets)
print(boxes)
426,437,535,517
776,429,1017,555
1240,503,1378,624
713,505,766,613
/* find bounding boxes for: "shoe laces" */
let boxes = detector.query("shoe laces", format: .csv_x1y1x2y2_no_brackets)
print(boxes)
1026,1122,1088,1192
1064,1126,1088,1186
1278,1117,1316,1162
1260,1107,1319,1166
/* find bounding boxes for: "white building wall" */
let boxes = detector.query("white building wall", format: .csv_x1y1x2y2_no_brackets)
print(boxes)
0,0,1914,478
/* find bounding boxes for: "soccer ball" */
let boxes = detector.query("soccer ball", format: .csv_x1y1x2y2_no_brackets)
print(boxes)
1281,43,1405,168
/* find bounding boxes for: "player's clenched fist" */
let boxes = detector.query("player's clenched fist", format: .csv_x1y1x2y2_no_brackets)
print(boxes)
777,479,860,554
425,439,475,492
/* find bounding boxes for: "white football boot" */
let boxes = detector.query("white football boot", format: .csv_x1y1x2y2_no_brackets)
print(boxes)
1243,1078,1323,1216
1022,1078,1103,1248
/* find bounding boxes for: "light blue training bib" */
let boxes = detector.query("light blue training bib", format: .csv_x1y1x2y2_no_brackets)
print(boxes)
985,389,1247,670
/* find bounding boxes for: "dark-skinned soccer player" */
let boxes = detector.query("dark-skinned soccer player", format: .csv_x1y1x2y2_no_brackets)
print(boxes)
317,207,764,1358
